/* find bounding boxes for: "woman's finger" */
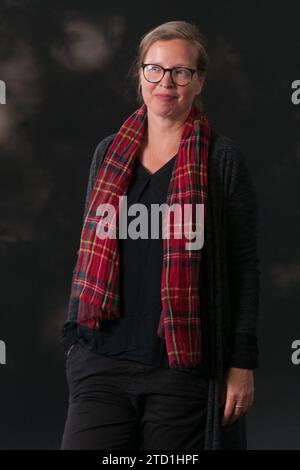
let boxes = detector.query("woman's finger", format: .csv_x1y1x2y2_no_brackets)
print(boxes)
221,395,236,426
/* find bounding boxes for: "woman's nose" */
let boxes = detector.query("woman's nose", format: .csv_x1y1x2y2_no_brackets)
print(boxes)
159,70,174,87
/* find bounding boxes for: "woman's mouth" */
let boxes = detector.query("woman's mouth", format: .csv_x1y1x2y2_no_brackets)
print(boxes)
155,94,177,101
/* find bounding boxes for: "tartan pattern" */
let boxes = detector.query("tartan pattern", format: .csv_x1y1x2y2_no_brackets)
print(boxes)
71,103,211,368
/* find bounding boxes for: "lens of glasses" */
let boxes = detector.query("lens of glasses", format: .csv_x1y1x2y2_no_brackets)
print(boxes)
143,65,192,86
171,68,193,85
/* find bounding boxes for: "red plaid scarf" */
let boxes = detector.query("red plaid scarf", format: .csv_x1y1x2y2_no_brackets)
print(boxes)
72,103,211,368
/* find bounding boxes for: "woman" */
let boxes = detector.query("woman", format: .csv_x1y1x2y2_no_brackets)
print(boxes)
61,21,260,450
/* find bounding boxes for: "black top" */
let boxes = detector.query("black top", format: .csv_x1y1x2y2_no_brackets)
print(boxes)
63,146,259,372
64,153,211,376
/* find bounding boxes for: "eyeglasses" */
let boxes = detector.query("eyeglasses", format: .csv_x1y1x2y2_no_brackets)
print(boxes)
141,63,202,86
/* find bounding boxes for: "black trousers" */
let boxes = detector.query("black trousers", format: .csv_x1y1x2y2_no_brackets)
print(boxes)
61,341,209,450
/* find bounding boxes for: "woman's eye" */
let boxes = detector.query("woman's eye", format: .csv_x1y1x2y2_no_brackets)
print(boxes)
174,68,188,76
149,66,160,72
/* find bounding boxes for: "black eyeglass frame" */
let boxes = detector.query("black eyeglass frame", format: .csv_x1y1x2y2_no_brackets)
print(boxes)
141,63,203,87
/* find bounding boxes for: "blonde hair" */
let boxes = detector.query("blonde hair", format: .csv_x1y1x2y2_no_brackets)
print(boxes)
128,20,209,112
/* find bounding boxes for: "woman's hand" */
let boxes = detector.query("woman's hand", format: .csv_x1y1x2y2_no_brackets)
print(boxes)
219,367,255,426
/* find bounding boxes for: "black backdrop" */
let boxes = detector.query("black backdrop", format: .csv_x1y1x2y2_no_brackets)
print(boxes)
0,0,299,449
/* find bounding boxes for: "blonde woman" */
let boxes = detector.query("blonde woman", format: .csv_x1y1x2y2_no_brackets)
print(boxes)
61,20,260,450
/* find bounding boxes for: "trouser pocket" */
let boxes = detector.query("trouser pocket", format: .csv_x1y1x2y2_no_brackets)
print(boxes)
66,342,81,368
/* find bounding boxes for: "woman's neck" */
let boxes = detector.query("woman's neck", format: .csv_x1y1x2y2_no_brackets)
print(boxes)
145,108,189,150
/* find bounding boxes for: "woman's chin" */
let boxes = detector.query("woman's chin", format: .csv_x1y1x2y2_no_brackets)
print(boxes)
149,101,180,118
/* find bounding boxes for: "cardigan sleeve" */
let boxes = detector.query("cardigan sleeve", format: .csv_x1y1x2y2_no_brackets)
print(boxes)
61,135,116,351
225,143,261,369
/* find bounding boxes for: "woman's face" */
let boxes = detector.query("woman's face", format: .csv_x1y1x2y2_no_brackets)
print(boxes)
139,38,204,119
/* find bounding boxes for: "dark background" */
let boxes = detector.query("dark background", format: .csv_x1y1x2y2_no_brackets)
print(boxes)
0,0,299,449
